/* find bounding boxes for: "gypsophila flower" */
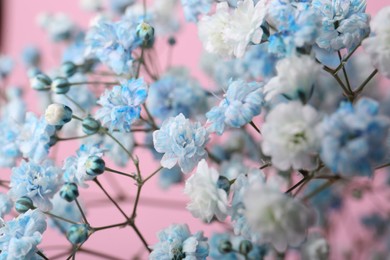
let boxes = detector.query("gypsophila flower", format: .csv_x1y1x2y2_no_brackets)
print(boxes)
147,68,207,121
319,98,390,176
267,1,321,57
99,132,134,167
63,143,104,188
181,0,212,23
362,6,390,78
21,45,40,68
264,55,321,102
0,55,13,79
80,0,103,12
244,185,313,252
111,0,135,14
96,78,147,132
312,0,370,51
184,159,229,222
37,13,76,42
198,0,267,58
0,209,46,260
149,223,209,260
153,113,209,173
9,159,63,211
149,0,180,35
0,118,21,168
206,79,264,135
301,233,329,260
0,193,12,218
85,17,141,75
262,101,321,171
17,113,55,163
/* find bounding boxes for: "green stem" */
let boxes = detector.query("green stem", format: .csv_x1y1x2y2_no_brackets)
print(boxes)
74,198,89,225
338,51,353,93
43,211,79,225
354,69,378,96
105,166,136,179
93,221,128,231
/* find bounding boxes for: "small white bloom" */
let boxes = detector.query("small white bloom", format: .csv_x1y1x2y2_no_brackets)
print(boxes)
45,103,72,126
184,159,228,222
198,0,267,58
301,234,329,260
264,55,321,101
198,3,231,57
362,7,390,78
80,0,103,11
224,0,267,58
261,102,321,171
244,184,312,252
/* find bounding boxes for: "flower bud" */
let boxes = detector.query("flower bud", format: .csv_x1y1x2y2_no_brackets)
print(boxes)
217,176,231,194
136,22,155,48
67,224,90,244
60,183,79,202
51,77,70,94
168,36,176,46
45,103,73,126
218,239,233,254
30,73,52,91
61,61,77,77
27,67,42,79
85,156,105,176
82,116,101,135
15,196,35,213
239,240,253,255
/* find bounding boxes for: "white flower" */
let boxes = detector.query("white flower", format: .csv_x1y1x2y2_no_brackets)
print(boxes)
224,0,267,58
198,3,231,57
80,0,103,11
261,102,321,171
244,184,312,252
301,234,329,260
198,0,267,58
362,7,390,78
184,159,228,222
264,55,321,101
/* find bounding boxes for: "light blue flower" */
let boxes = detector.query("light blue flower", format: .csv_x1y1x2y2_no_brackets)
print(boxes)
0,209,46,260
96,78,147,132
110,0,135,14
149,223,209,260
312,0,370,51
267,1,321,57
62,32,92,67
320,98,390,176
153,113,209,173
49,193,83,234
0,193,13,218
96,131,134,167
21,45,40,68
17,113,55,163
85,18,141,75
0,119,21,168
0,55,14,79
206,79,264,135
9,159,63,211
181,0,212,22
147,68,207,121
3,87,26,124
158,166,183,190
63,143,104,188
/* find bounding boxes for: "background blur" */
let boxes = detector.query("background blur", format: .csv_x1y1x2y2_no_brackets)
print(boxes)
0,0,389,259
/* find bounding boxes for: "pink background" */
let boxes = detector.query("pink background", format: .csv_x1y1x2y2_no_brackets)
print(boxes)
1,0,390,259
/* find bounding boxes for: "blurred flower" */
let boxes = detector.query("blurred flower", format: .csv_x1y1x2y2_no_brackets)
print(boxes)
181,0,212,23
0,119,21,168
96,78,148,132
262,102,321,171
244,185,312,252
362,6,390,78
264,55,321,102
184,159,229,222
80,0,103,12
110,0,135,14
21,45,41,68
63,143,104,188
37,12,76,42
17,113,55,163
44,104,73,126
147,68,207,121
9,159,63,211
0,193,13,218
320,98,390,176
153,114,209,173
49,193,83,233
0,210,46,260
0,55,14,79
301,233,329,260
158,166,183,190
85,17,141,75
150,223,209,260
206,79,264,135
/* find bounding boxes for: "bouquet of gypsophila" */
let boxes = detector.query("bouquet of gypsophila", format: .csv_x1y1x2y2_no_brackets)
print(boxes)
0,0,390,259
